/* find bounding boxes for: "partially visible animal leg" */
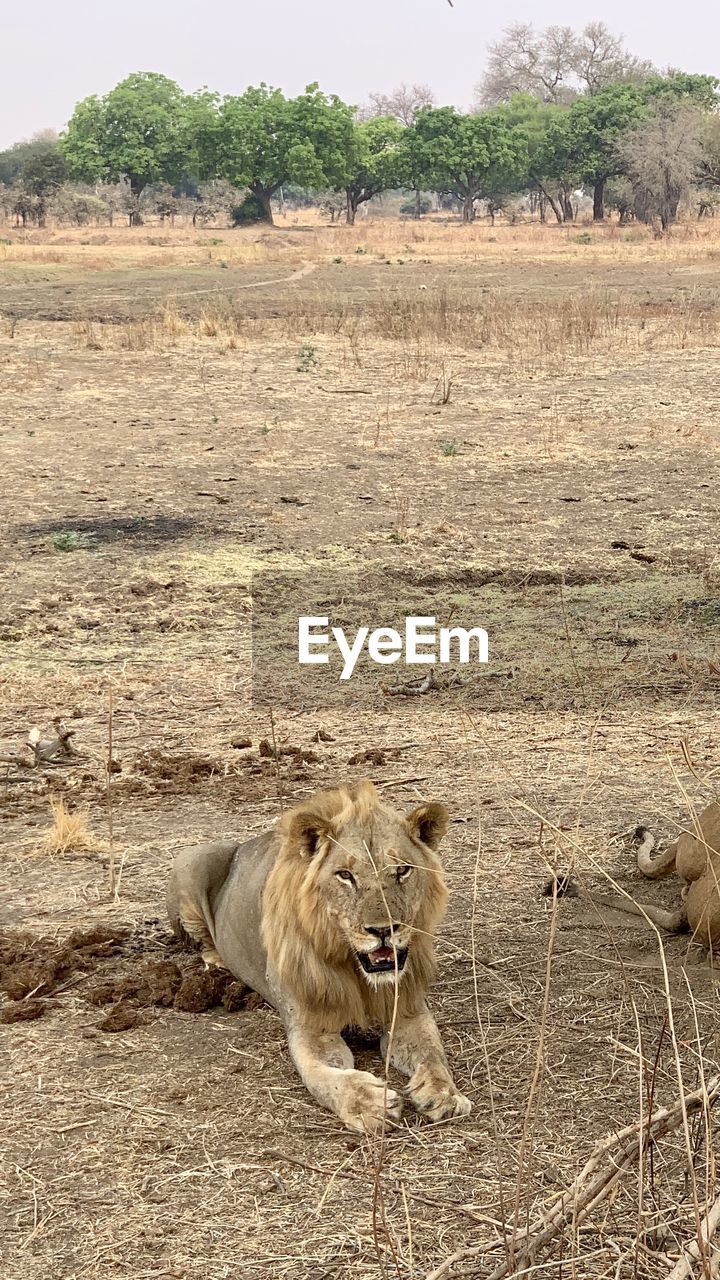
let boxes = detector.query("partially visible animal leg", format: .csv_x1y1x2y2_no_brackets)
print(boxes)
174,892,223,965
546,877,689,934
286,1023,402,1133
382,1007,471,1122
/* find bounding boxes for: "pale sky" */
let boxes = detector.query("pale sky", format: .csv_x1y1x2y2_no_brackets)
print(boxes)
2,0,719,149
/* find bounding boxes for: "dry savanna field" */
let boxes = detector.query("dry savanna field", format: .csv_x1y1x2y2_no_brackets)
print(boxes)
2,211,720,1280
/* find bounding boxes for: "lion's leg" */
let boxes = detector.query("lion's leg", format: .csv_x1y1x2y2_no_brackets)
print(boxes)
167,841,237,969
172,893,224,967
382,1008,471,1123
587,891,688,933
547,876,689,935
286,1024,403,1134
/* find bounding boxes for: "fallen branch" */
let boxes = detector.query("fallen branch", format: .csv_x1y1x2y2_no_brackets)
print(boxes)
666,1190,720,1279
317,385,373,395
425,1074,720,1280
383,670,438,697
27,718,81,765
382,669,468,697
376,775,429,790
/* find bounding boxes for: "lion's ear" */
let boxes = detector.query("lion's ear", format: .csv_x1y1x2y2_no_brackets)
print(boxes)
286,810,336,858
405,802,449,850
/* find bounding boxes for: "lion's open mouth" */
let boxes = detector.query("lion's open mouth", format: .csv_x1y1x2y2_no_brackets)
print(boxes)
356,945,409,976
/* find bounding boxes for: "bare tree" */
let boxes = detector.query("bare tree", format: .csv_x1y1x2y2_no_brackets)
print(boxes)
318,190,347,223
618,102,705,230
49,186,108,226
477,23,575,106
571,22,654,95
366,83,435,125
96,182,133,227
476,21,654,108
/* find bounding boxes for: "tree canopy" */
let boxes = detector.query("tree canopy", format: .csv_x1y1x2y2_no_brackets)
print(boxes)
539,85,646,219
1,60,714,231
408,106,529,221
216,84,354,222
476,21,654,108
62,73,194,219
343,116,405,223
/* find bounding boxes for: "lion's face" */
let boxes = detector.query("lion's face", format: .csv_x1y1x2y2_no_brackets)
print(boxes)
312,814,444,984
273,781,449,989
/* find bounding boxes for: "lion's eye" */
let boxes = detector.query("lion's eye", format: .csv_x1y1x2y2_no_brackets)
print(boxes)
335,869,356,887
396,865,413,882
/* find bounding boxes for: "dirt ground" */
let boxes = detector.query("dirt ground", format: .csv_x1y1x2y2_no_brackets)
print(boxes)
1,215,720,1280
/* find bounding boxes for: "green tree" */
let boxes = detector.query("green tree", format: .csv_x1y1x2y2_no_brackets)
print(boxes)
20,144,67,225
0,133,67,226
62,73,192,222
216,83,354,223
343,117,404,224
397,120,435,219
643,72,718,111
545,75,718,222
184,89,222,182
0,133,59,184
547,84,646,220
499,95,574,222
407,106,528,222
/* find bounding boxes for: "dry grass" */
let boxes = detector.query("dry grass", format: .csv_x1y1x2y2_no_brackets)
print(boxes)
69,283,720,379
5,209,720,274
37,795,105,856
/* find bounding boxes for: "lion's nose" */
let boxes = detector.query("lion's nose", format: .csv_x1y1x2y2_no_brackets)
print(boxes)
366,924,399,943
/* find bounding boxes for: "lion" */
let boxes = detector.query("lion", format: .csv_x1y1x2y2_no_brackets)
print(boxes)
166,779,471,1132
548,801,720,950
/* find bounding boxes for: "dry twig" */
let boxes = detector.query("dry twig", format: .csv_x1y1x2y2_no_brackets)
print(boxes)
425,1075,720,1280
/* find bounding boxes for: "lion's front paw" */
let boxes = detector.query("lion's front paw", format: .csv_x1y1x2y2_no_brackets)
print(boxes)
406,1068,472,1123
337,1070,403,1134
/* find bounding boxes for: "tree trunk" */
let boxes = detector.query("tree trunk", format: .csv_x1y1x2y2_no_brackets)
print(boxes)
665,188,681,229
251,185,274,224
129,178,144,226
414,188,422,219
533,176,562,224
462,193,475,222
346,190,357,225
593,177,605,222
562,185,574,222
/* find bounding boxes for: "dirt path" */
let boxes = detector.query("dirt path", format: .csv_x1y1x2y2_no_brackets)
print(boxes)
112,256,319,302
0,258,319,321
